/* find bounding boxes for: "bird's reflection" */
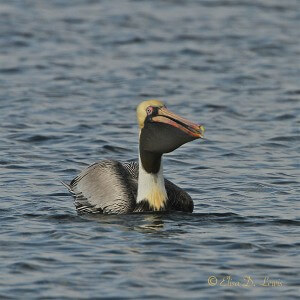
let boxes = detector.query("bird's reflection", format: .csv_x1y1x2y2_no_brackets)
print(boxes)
81,212,167,233
135,214,165,232
79,211,198,237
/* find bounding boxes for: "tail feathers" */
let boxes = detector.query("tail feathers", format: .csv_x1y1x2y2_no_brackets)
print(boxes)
61,180,100,213
60,180,71,191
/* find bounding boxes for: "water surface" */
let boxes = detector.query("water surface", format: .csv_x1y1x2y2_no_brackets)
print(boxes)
0,0,299,299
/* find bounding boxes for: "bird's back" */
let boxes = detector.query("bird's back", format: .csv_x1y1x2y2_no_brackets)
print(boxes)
65,160,193,214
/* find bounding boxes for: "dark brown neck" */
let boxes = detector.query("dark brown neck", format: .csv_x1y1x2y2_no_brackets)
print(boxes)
139,148,162,174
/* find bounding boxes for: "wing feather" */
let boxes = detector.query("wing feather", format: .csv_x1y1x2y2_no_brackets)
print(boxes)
68,160,136,214
64,160,193,214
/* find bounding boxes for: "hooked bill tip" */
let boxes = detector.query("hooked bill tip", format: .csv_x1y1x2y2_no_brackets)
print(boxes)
199,125,205,137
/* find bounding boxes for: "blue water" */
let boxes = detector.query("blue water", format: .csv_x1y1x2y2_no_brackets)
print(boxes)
0,0,299,299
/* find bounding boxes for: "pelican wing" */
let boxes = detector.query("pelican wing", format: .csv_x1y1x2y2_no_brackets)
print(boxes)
164,179,194,212
65,161,193,214
68,160,137,214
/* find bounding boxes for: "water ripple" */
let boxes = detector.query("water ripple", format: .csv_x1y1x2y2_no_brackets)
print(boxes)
0,0,299,299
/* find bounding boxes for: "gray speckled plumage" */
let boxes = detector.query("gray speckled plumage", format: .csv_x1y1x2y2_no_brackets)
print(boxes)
65,160,193,214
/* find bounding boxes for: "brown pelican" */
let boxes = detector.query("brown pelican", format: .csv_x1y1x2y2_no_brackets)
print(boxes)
63,100,204,214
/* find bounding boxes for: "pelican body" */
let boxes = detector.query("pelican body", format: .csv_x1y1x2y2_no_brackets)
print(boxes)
64,100,204,214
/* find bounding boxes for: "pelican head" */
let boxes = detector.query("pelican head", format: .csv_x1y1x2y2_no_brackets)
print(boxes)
136,100,204,173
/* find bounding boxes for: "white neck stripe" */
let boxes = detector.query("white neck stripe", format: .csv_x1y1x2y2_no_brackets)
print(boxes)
137,153,167,210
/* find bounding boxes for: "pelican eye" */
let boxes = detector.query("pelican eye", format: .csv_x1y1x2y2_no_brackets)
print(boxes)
146,106,153,115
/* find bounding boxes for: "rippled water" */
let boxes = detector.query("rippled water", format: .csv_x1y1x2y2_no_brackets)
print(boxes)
0,0,299,299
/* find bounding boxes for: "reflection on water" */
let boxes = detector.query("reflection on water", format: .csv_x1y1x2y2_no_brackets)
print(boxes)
83,213,167,234
135,214,165,233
